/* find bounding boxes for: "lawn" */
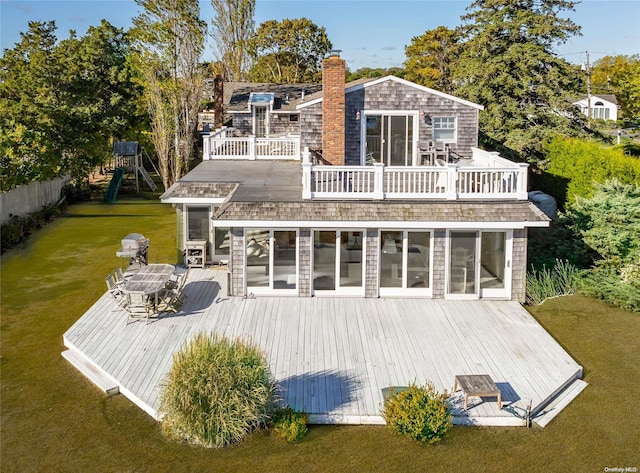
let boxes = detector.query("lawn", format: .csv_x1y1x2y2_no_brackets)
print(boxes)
1,199,638,472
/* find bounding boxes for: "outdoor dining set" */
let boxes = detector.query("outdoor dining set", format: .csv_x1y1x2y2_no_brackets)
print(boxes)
105,263,188,323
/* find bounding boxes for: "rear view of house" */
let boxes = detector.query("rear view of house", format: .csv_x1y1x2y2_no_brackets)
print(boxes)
161,51,548,302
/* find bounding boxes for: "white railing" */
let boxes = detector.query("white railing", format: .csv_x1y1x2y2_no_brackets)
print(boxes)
202,128,301,160
301,149,528,200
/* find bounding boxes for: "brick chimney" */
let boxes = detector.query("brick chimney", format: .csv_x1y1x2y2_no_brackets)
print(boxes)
322,51,346,165
214,75,224,129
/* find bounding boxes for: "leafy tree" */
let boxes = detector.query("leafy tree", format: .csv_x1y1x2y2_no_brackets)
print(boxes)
346,67,405,82
0,21,63,189
454,0,587,163
591,55,640,120
132,0,207,190
0,21,143,191
404,26,461,94
210,0,255,81
247,18,332,84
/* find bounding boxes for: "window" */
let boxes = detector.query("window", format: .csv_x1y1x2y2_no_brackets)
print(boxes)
246,229,297,292
380,230,431,293
433,117,456,143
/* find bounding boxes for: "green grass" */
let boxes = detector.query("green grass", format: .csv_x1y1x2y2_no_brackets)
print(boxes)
2,199,639,472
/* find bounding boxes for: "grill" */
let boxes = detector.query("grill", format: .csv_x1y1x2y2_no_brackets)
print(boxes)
116,233,149,266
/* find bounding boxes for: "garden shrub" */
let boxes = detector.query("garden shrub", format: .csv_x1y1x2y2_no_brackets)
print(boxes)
271,407,308,443
381,382,452,444
577,268,640,313
1,203,64,253
159,333,276,448
526,259,578,305
541,137,640,206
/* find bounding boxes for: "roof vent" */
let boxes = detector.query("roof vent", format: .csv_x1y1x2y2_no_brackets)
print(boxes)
328,49,342,57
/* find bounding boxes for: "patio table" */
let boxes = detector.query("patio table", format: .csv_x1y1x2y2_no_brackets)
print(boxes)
454,374,502,410
121,264,175,314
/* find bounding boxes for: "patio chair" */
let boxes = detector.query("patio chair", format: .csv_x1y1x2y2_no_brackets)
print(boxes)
166,268,189,303
105,274,128,309
114,267,127,285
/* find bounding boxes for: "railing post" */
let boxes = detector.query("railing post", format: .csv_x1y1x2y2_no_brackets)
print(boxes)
302,146,311,164
446,164,458,200
249,135,256,160
517,163,529,200
302,162,312,199
373,163,385,200
202,133,211,160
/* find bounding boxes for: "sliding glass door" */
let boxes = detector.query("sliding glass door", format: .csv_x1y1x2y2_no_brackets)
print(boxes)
313,230,364,295
364,112,417,166
246,229,297,294
447,230,511,298
379,230,432,296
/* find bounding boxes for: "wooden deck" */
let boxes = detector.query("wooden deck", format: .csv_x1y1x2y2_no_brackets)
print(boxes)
63,268,583,427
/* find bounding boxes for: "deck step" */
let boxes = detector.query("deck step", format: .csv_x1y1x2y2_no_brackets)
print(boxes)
533,379,588,427
62,349,120,395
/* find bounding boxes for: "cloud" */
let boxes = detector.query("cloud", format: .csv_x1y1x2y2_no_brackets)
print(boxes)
381,46,396,51
69,16,87,23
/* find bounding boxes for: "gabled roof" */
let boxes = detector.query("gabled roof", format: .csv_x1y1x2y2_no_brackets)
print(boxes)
296,75,484,111
573,94,618,105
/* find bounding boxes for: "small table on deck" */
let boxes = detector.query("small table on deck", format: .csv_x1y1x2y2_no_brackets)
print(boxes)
454,374,502,410
121,264,175,314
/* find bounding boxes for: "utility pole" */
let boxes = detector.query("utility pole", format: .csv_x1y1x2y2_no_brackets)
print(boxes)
585,51,592,125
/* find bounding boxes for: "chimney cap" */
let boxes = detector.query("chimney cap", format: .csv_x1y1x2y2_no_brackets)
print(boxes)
327,49,342,57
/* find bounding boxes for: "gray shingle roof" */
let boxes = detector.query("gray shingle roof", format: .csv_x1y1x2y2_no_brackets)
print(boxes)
213,200,549,224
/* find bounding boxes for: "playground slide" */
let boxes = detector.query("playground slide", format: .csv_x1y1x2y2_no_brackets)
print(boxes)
104,168,125,203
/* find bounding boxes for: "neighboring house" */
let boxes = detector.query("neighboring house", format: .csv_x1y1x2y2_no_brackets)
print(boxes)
573,94,619,121
162,52,549,302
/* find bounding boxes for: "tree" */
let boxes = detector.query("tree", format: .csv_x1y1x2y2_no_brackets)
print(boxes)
210,0,255,81
454,0,587,163
0,21,143,191
247,18,332,84
591,55,640,120
132,0,207,190
346,67,404,82
404,26,461,94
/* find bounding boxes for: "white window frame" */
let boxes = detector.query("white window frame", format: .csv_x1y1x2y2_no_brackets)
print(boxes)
378,230,433,297
245,228,298,295
311,229,366,297
360,110,420,166
433,116,457,144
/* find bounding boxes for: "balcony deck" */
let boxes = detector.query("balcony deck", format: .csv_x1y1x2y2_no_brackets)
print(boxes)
63,268,583,427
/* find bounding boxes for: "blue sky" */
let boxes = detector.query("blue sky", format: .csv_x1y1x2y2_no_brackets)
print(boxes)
1,0,639,70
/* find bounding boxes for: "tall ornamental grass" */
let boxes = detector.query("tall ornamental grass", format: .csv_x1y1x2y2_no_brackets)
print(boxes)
160,333,276,448
526,259,578,305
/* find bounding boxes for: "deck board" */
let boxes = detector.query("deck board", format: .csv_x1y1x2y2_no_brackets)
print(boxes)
63,268,583,426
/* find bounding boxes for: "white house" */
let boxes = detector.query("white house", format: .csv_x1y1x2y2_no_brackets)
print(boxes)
573,94,619,121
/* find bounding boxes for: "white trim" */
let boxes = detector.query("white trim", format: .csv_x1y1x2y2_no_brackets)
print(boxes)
297,75,484,110
311,229,366,297
378,229,433,297
161,197,226,204
360,110,419,166
213,220,550,229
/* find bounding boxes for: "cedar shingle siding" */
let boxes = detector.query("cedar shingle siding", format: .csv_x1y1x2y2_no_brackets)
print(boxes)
300,79,479,163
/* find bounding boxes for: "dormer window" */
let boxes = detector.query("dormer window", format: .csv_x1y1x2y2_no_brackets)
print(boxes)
249,93,275,137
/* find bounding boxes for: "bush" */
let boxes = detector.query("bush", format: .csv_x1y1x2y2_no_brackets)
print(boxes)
381,382,452,444
271,407,308,443
159,334,276,448
1,203,64,253
577,268,640,313
526,259,578,305
540,137,640,206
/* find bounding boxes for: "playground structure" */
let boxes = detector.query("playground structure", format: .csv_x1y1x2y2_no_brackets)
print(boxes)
105,141,159,203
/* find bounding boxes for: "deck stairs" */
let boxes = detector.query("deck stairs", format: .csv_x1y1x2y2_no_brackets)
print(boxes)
533,379,588,427
137,165,158,192
62,348,120,396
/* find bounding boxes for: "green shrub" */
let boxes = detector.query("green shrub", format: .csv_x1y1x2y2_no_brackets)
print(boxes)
540,137,640,206
159,333,276,448
271,407,308,443
381,382,452,444
577,268,640,313
526,259,578,305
